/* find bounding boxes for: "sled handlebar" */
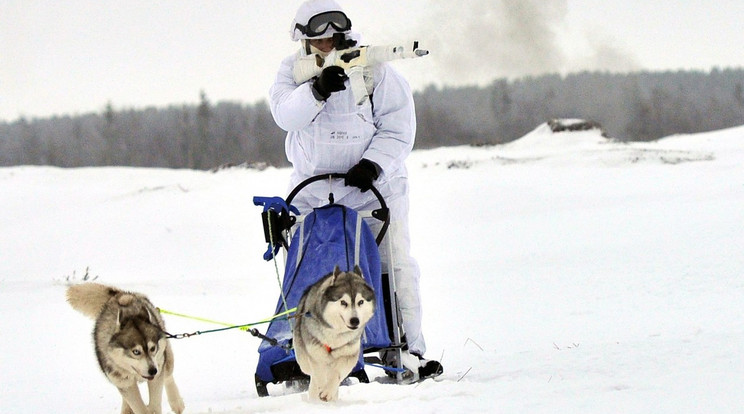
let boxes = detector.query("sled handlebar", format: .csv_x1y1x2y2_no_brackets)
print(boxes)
285,173,390,245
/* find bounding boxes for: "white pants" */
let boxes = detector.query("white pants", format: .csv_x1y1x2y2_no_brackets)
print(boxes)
291,180,427,355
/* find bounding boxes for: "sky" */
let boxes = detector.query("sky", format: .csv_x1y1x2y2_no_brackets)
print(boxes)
2,0,744,122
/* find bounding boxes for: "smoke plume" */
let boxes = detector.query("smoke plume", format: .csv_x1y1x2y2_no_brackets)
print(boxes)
415,0,638,84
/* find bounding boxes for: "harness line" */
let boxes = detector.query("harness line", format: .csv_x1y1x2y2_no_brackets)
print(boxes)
159,307,296,343
159,307,406,372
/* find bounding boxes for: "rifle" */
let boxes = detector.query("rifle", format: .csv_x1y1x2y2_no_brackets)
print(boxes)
293,41,429,105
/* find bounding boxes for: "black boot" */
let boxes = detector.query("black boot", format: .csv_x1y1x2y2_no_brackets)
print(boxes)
412,353,443,379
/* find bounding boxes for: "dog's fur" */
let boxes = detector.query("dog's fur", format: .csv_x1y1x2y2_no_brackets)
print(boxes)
292,265,376,402
67,283,185,414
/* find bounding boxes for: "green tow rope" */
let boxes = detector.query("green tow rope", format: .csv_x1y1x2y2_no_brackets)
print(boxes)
159,307,296,344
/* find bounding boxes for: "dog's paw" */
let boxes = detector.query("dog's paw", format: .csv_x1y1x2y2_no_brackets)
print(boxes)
318,387,339,402
318,390,332,402
168,397,185,414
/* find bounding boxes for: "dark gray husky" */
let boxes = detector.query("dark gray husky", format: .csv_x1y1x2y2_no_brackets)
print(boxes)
293,266,376,402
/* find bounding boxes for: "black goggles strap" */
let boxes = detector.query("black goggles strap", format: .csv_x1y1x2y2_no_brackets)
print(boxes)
296,11,351,37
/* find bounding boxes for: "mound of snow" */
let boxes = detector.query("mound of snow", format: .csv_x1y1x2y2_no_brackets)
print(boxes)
500,119,612,158
410,120,613,169
412,120,739,169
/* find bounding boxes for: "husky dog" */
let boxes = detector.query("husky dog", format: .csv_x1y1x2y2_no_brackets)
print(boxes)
293,265,376,402
66,283,185,414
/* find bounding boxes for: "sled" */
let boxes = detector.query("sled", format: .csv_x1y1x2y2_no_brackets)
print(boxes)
253,173,408,397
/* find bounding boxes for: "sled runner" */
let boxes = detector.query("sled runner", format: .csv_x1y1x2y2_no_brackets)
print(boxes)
253,173,408,397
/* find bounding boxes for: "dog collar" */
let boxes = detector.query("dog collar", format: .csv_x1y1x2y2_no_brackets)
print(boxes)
323,344,333,353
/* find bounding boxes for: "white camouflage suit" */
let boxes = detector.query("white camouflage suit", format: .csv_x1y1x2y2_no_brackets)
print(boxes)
269,0,427,356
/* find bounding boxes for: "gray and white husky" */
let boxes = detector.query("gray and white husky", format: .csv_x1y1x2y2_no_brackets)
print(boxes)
67,283,185,414
293,265,376,402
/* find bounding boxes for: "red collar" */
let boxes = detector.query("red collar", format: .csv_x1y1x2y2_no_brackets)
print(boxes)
323,344,333,353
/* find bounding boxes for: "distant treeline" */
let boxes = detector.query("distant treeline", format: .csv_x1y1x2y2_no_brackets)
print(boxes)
2,68,743,169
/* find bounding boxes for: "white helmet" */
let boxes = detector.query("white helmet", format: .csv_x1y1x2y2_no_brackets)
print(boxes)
290,0,352,41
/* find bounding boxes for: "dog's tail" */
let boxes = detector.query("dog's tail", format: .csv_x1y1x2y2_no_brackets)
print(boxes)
66,282,119,319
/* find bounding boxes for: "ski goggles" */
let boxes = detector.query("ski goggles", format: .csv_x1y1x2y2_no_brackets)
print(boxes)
295,11,351,37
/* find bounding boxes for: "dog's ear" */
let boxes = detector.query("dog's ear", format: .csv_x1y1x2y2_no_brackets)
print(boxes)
145,306,158,325
331,265,341,285
115,309,122,332
353,265,363,277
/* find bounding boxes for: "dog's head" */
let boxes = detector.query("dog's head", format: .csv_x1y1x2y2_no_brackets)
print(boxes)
321,265,376,331
108,307,167,381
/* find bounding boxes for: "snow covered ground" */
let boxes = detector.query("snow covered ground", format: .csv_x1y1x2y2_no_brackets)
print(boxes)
1,123,743,413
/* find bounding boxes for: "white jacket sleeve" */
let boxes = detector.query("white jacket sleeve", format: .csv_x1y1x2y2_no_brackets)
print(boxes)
269,54,325,132
362,64,416,176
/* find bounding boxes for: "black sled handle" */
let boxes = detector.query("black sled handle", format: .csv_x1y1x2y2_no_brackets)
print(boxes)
285,173,390,245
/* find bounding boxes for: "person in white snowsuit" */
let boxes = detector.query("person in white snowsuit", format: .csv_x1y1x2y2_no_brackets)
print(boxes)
269,0,441,378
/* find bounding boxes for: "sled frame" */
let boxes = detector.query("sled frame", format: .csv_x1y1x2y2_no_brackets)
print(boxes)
255,174,408,396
